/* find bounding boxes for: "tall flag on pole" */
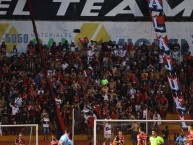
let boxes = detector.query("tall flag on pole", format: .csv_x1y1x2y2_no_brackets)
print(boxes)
147,0,191,128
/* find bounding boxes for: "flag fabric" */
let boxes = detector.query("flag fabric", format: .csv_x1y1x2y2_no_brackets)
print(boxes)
152,15,166,32
148,0,190,128
79,37,89,46
148,0,163,12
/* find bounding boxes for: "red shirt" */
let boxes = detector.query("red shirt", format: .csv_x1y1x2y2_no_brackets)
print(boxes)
87,116,95,128
159,97,168,106
189,132,193,145
15,137,25,145
137,132,147,145
114,135,124,145
50,139,59,145
135,93,142,105
110,114,117,120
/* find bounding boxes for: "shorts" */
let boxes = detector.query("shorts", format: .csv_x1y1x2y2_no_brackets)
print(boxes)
43,127,49,134
131,131,138,141
104,134,111,139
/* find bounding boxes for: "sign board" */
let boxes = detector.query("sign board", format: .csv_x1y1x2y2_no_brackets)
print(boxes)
0,21,193,53
0,0,193,21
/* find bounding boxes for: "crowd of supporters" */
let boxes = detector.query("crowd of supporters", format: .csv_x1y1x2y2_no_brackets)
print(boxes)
0,39,193,137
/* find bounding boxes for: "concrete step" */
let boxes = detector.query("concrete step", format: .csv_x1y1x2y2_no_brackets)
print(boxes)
166,113,179,120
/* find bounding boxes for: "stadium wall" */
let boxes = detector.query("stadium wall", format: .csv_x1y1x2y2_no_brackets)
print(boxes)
0,21,193,54
1,0,193,21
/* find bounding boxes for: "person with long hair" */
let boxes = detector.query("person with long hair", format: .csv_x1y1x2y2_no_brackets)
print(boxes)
113,131,125,145
184,124,193,145
50,134,59,145
15,133,25,145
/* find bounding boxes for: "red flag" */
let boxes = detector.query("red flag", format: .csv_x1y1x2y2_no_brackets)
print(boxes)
79,37,89,45
152,15,166,32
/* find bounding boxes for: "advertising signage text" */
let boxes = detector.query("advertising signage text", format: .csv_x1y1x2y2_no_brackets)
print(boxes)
0,0,193,21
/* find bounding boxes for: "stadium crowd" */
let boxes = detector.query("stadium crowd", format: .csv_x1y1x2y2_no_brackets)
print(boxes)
0,39,193,139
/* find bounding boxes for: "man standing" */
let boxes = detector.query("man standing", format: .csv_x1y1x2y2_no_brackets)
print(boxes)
162,125,169,145
184,124,193,145
149,130,164,145
128,122,140,145
42,114,50,141
58,128,70,145
103,121,112,145
175,132,185,145
137,127,147,145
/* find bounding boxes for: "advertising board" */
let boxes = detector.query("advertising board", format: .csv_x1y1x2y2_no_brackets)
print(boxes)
0,21,192,53
0,0,193,21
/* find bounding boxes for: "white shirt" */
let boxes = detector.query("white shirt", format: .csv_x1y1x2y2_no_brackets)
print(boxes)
172,51,179,59
43,118,50,128
104,123,111,135
95,79,100,86
55,98,62,108
159,54,164,63
153,114,161,125
129,88,136,99
47,69,56,76
62,63,69,71
0,122,2,136
9,103,19,115
143,109,147,119
14,97,23,107
117,49,126,57
103,94,109,101
71,46,76,52
37,89,44,95
87,50,94,57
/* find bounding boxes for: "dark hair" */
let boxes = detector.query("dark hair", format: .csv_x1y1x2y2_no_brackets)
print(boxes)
65,128,70,133
139,127,144,131
190,124,193,129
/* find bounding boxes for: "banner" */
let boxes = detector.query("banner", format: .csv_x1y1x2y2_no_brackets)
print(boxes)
152,15,166,33
148,0,192,128
0,21,193,54
0,0,193,21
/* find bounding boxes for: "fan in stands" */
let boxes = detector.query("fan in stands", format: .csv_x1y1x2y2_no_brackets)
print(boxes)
79,37,89,47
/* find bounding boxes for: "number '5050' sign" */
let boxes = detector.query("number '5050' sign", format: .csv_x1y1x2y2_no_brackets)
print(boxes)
5,34,29,43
